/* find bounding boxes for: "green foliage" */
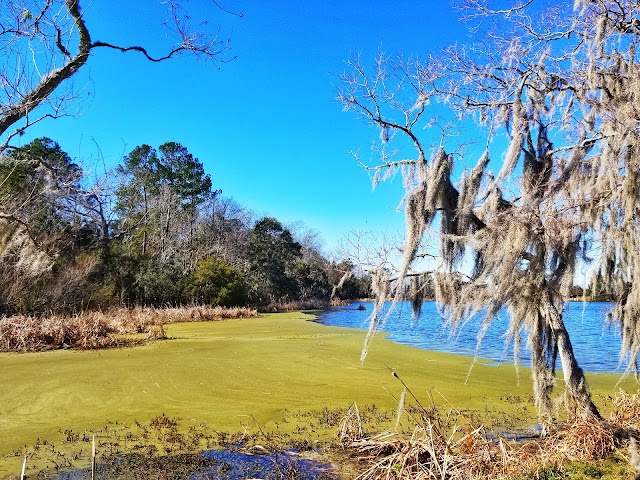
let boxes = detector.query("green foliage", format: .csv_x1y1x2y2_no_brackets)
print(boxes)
2,137,342,313
0,158,31,193
7,137,80,179
187,257,248,306
1,137,83,241
135,262,184,306
116,142,214,218
247,217,303,303
0,138,107,314
157,142,216,210
329,260,372,300
294,260,331,300
587,273,616,302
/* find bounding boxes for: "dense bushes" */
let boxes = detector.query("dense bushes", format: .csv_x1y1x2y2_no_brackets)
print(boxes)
0,138,370,315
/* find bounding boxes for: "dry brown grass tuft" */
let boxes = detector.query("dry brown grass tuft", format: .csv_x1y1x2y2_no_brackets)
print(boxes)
337,403,364,446
351,420,494,479
0,306,258,352
343,389,640,480
610,389,640,430
263,299,330,312
544,418,618,461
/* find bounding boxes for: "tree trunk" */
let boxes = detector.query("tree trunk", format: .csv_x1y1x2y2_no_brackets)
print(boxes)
0,0,92,140
530,310,555,427
142,186,148,256
542,290,601,420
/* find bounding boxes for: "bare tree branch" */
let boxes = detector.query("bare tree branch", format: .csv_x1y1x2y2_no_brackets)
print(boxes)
339,0,640,424
0,0,235,149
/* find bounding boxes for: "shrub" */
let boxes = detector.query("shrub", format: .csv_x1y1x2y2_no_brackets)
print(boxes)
186,257,248,307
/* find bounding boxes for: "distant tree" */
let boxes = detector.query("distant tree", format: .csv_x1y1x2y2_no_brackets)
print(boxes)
114,145,161,256
0,138,100,313
247,217,303,304
587,273,615,302
293,226,333,301
293,261,331,301
157,142,215,211
114,142,217,304
329,260,372,301
115,142,215,261
339,0,640,423
196,196,253,269
0,1,237,304
0,137,88,260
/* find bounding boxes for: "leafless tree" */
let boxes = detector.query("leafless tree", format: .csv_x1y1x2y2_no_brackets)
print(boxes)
196,196,253,270
339,0,640,425
0,0,234,151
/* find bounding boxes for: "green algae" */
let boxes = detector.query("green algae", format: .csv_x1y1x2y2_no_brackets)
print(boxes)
0,312,635,477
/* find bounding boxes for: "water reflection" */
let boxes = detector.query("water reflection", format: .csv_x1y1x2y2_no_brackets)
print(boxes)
54,450,335,480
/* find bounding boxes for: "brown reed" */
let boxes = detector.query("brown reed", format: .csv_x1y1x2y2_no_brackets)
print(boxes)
0,305,258,352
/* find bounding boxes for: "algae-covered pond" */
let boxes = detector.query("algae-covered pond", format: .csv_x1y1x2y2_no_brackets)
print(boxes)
0,311,635,478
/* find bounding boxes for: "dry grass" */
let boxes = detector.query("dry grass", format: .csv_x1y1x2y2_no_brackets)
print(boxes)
343,388,640,480
0,305,258,352
262,299,330,312
337,403,364,445
609,389,640,430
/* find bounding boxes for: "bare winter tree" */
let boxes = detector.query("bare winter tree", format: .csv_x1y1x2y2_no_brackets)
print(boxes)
0,0,234,150
339,0,640,425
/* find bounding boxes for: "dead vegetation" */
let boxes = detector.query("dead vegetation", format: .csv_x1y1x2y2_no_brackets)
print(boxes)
339,0,640,424
262,299,330,312
340,389,640,480
0,306,258,352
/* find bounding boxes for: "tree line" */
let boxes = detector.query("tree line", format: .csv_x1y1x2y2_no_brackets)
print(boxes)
0,138,370,315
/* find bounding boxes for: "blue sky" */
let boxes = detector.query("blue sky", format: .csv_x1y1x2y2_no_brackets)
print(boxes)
16,0,470,254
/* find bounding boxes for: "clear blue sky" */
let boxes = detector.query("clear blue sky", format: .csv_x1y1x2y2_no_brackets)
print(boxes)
17,0,469,254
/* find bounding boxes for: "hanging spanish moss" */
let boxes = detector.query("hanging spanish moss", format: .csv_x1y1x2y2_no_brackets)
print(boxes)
361,267,390,362
410,274,424,319
339,0,640,422
331,270,353,299
456,150,489,234
0,219,51,276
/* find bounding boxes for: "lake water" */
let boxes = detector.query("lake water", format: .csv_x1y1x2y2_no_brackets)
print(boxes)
316,301,628,373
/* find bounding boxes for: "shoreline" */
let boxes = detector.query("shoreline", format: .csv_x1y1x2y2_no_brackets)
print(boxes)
0,312,635,477
315,301,628,375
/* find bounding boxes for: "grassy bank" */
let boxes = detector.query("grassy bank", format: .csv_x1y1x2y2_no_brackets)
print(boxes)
0,311,636,477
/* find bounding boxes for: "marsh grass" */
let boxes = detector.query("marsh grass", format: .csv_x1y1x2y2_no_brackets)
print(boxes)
0,306,257,352
262,299,330,312
9,408,365,479
8,415,220,479
344,388,640,479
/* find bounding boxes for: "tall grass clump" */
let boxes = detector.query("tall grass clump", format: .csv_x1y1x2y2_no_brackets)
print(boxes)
0,305,257,352
342,387,640,480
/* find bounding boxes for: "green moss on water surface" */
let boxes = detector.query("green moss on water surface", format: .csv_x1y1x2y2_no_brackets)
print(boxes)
0,312,636,478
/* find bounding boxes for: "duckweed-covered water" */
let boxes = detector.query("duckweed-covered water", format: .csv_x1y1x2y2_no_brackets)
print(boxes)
317,301,625,373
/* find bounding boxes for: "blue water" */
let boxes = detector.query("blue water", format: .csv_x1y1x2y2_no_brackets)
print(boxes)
55,450,334,480
316,301,628,373
197,449,334,479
